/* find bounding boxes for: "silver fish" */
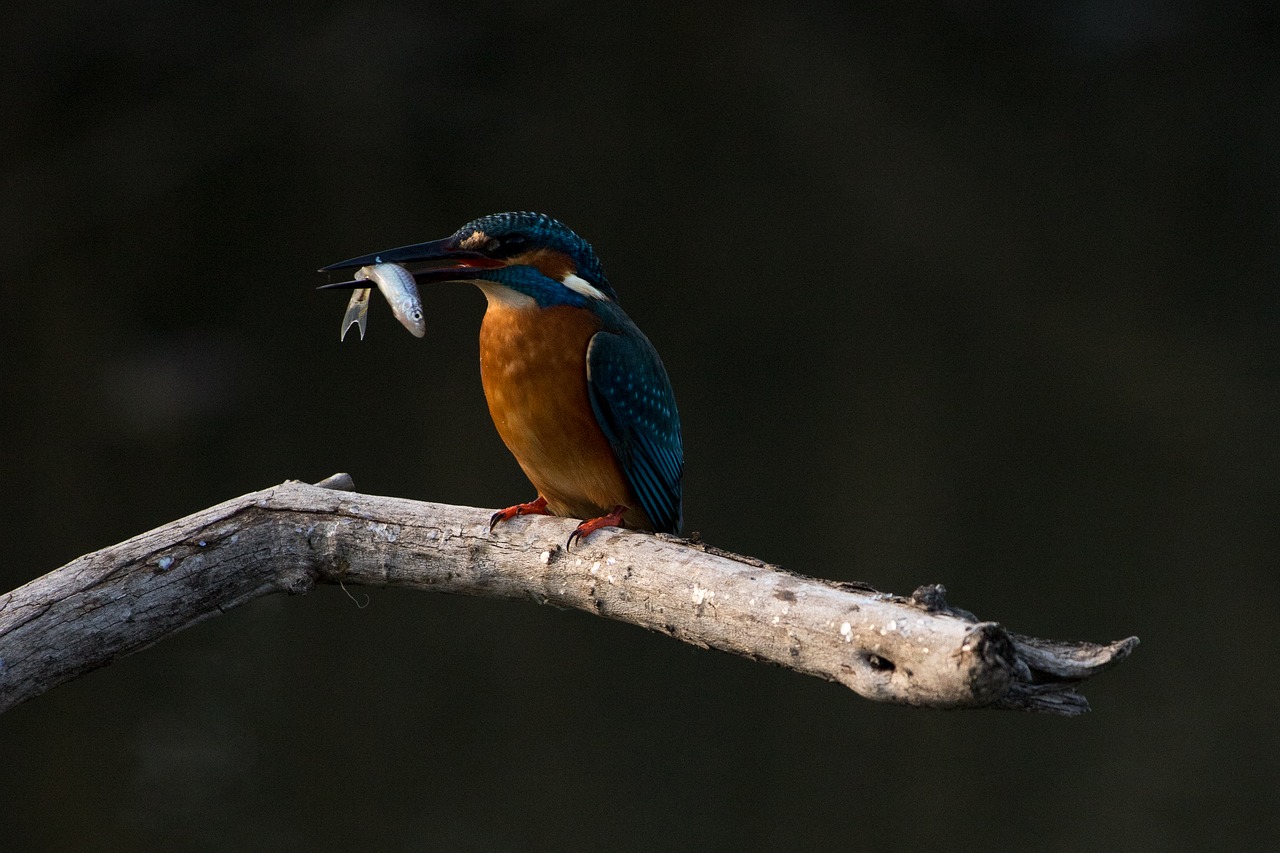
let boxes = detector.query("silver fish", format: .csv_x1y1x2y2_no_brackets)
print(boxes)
338,263,426,341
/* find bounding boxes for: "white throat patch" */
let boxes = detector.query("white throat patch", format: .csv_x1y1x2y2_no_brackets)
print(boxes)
561,273,608,301
477,282,537,309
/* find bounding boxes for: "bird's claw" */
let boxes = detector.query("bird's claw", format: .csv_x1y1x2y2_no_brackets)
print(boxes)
565,505,628,551
489,496,551,531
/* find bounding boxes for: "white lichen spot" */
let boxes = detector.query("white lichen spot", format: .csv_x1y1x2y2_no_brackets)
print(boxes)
772,616,780,625
590,561,600,575
691,585,714,606
607,575,616,585
749,598,757,606
539,550,551,564
368,522,399,542
922,647,930,654
157,555,174,571
606,557,616,565
961,643,972,652
839,622,853,643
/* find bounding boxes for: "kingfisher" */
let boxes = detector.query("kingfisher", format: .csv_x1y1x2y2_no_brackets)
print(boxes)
320,212,683,546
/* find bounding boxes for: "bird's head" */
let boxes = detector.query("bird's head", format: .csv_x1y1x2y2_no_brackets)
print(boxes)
320,211,618,307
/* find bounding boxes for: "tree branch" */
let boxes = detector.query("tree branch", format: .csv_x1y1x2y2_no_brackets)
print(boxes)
0,475,1137,715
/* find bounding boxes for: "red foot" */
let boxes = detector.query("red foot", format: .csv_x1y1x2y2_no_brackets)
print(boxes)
567,505,628,550
489,495,551,531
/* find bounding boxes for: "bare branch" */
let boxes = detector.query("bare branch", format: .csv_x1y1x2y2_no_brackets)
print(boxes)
0,476,1137,715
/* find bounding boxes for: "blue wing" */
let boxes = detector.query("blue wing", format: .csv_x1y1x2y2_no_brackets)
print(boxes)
586,325,684,533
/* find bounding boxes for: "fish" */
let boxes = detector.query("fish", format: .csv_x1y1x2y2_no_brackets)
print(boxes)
339,287,372,341
326,262,426,341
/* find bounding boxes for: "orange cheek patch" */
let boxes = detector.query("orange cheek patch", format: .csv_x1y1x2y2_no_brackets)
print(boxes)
507,248,575,281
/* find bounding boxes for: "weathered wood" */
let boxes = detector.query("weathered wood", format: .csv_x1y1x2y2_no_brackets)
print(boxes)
0,476,1137,715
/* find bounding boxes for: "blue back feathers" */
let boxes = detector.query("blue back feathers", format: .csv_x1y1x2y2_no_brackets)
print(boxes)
586,304,683,534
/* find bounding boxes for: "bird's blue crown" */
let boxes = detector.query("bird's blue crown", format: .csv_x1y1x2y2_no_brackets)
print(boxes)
454,212,617,302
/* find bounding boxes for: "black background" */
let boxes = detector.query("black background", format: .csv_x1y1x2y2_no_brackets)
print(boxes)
3,2,1277,849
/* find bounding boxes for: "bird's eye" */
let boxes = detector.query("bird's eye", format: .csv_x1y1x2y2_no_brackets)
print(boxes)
498,234,528,253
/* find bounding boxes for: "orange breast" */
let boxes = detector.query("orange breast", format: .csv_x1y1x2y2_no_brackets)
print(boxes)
478,301,653,529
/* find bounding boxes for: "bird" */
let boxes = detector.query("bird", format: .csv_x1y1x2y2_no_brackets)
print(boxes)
320,212,683,547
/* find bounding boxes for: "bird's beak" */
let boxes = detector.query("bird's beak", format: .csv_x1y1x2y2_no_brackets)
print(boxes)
317,237,505,286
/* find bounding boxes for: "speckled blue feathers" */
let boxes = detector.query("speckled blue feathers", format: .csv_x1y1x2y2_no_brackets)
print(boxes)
586,309,684,533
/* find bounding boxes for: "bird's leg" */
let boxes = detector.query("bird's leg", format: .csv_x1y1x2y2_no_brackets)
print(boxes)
566,505,628,550
489,495,551,531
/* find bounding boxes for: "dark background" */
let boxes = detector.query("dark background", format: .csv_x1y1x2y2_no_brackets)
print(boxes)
3,2,1276,850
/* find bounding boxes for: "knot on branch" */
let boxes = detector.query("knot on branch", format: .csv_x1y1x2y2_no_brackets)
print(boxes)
911,584,977,622
960,621,1023,704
